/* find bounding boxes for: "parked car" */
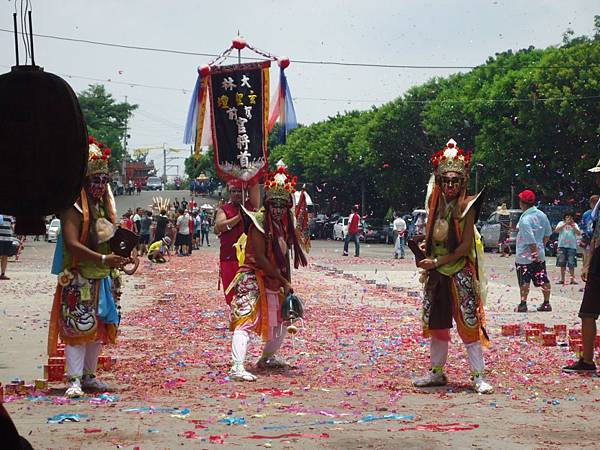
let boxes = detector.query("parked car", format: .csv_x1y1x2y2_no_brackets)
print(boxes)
363,218,388,243
111,180,124,195
46,218,61,242
332,216,364,241
479,209,522,252
146,176,162,191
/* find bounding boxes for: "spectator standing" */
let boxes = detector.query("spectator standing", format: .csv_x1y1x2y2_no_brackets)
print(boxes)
393,213,407,259
121,213,134,231
132,208,142,234
139,211,152,255
562,159,600,373
201,214,211,247
175,209,190,256
555,212,582,285
581,195,600,268
515,190,553,312
0,214,17,280
173,197,180,211
343,206,360,257
181,198,188,211
154,209,169,241
187,210,195,255
415,213,426,235
497,203,511,256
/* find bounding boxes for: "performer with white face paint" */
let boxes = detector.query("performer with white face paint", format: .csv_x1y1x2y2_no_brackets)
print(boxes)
413,139,493,394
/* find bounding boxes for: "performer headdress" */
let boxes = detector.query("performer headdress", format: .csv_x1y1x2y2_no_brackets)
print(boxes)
264,166,297,205
431,139,472,177
87,136,111,176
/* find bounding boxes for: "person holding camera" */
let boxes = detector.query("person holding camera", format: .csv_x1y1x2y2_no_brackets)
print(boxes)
555,212,582,285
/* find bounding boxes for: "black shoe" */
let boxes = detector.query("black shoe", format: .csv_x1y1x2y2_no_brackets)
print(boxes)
562,358,596,373
537,302,552,312
517,302,528,312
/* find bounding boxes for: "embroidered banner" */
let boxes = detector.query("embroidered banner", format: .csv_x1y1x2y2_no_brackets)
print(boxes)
209,61,270,184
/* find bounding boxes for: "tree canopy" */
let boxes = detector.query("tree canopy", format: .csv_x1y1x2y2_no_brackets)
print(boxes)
270,17,600,217
78,84,138,171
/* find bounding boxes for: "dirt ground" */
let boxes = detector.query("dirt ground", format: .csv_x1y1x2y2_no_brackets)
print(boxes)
1,239,599,450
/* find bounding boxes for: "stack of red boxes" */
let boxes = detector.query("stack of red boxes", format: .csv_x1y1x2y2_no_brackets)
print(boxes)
501,324,521,336
44,343,66,382
568,329,583,357
541,332,557,346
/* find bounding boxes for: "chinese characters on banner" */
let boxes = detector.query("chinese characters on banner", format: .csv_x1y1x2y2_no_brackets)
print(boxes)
209,61,270,184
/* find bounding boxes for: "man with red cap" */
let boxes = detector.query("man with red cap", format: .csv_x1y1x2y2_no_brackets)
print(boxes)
514,189,553,312
214,181,260,305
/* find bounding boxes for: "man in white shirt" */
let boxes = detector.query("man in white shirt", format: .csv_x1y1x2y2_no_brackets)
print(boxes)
175,209,191,256
393,214,407,259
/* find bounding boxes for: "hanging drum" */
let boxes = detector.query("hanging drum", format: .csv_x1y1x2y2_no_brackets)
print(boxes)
0,65,88,235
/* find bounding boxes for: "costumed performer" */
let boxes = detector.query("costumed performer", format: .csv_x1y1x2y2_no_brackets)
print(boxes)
226,167,308,381
413,138,493,394
48,137,128,398
214,180,260,305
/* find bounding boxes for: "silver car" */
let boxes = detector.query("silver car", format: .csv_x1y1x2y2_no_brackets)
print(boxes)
479,209,522,251
46,218,61,242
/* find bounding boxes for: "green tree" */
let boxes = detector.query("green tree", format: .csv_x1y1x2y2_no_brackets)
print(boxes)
184,147,217,180
78,84,138,171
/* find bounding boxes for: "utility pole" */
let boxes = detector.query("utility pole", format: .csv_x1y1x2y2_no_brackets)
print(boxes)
163,143,167,183
121,96,129,183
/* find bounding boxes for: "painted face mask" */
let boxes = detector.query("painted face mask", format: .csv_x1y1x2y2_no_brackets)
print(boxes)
441,174,463,200
269,200,288,221
88,174,109,200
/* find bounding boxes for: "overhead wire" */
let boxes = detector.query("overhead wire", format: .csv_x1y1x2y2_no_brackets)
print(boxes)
0,27,598,70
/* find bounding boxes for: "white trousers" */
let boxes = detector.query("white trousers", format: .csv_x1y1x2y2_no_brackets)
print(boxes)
231,327,287,366
65,342,103,379
430,337,485,374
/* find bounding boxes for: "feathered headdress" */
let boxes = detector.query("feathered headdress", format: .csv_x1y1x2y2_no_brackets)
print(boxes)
87,136,111,176
431,138,472,176
264,165,297,203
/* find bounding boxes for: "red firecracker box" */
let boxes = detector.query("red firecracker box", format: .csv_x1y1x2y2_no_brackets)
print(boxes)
569,329,582,339
576,344,584,357
501,324,520,336
48,356,65,365
569,339,582,352
542,333,557,346
55,347,65,357
44,364,64,382
553,324,567,336
528,322,546,331
525,329,541,342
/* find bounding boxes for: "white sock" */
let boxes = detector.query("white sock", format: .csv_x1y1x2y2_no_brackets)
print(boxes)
430,337,449,370
466,341,485,374
65,344,86,379
262,326,287,357
83,341,103,376
231,330,249,366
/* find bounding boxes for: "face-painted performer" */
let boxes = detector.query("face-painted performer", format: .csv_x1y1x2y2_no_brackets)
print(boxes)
214,181,260,305
413,139,493,394
226,167,308,381
48,137,128,398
